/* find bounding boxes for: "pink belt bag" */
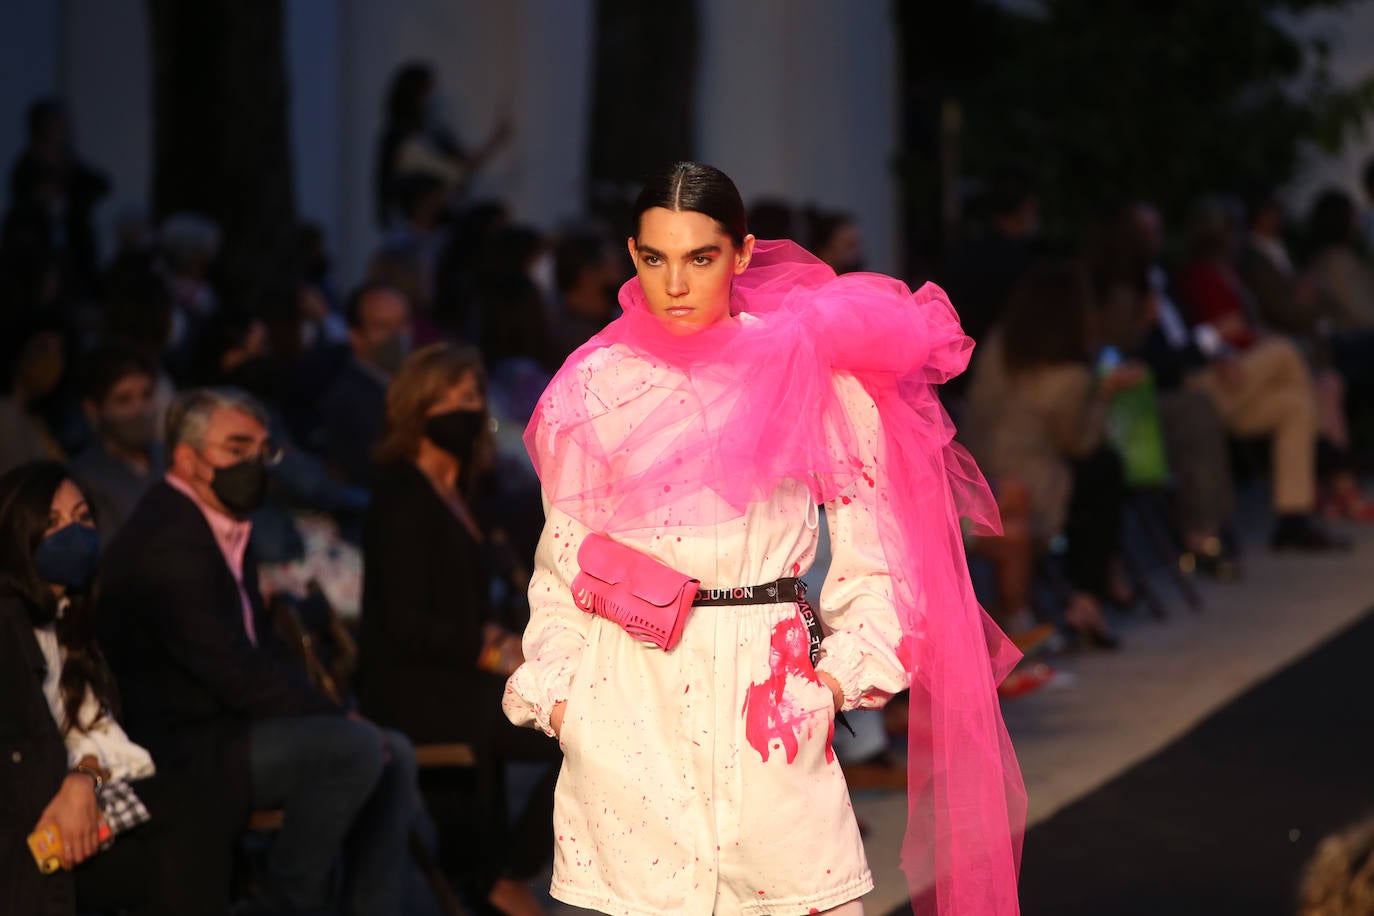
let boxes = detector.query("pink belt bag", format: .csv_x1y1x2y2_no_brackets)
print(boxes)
571,533,699,651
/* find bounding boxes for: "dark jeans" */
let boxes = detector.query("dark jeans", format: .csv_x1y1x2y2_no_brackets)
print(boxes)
421,715,559,897
74,771,234,916
1064,447,1126,599
249,715,417,915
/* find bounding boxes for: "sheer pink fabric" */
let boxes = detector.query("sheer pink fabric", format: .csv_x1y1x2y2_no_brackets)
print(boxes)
526,239,1025,914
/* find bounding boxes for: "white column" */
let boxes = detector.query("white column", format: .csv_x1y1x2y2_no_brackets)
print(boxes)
287,0,344,242
60,0,152,259
696,0,900,273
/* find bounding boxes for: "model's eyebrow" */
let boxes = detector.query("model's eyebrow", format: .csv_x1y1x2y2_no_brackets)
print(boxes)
636,244,723,259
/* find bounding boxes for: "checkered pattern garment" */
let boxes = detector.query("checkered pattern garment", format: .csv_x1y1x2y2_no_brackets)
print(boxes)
100,779,151,840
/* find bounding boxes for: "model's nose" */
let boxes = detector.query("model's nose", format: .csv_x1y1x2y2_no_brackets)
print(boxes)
665,264,689,298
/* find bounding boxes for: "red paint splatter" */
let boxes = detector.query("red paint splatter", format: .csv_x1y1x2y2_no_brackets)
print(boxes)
810,910,820,914
841,495,852,505
684,684,690,693
861,470,875,488
741,617,835,764
791,562,802,575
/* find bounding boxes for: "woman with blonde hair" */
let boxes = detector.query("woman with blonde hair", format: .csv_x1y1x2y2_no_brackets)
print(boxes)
357,341,556,915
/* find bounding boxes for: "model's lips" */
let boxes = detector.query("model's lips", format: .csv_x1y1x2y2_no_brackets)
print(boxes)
665,307,694,317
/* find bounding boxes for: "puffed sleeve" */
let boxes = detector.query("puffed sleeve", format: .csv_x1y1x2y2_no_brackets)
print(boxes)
813,373,911,710
503,498,595,735
64,687,156,782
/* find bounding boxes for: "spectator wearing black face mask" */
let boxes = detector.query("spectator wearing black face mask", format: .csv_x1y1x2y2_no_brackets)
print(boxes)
357,342,557,915
97,387,418,915
69,346,164,541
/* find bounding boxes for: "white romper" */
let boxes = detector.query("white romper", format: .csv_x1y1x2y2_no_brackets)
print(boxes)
505,344,909,916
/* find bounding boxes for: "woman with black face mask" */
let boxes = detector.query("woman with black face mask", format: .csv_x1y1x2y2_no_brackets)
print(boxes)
0,460,231,915
357,341,557,916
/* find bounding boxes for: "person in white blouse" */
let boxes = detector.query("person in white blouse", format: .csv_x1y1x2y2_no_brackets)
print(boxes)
0,460,230,915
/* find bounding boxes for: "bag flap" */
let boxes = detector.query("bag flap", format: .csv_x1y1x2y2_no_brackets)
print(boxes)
576,533,698,607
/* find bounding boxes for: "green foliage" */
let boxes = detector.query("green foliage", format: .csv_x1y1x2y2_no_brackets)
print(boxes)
936,0,1374,233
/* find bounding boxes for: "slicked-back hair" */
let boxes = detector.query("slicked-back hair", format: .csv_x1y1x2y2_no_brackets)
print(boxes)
632,162,748,248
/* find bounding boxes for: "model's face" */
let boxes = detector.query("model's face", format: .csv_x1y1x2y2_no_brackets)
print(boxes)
628,208,754,334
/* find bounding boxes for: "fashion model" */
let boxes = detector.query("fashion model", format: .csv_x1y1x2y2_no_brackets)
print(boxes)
504,162,1024,915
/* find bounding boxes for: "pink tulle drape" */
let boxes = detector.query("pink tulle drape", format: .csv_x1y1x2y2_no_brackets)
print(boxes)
526,239,1025,914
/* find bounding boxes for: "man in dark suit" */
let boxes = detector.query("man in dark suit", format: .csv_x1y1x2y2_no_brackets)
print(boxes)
99,387,416,915
319,283,412,489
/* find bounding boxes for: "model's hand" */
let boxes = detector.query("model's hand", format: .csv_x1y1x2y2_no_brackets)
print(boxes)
550,701,567,739
817,670,844,713
35,773,101,869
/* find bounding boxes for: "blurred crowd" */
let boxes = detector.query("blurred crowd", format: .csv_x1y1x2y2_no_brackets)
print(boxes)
4,58,1374,916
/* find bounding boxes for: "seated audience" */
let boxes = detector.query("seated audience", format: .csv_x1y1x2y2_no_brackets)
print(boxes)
320,282,413,489
97,387,416,915
69,345,163,540
960,260,1134,647
1092,201,1240,575
358,343,556,916
804,206,865,274
1177,199,1366,534
0,324,67,474
548,229,621,365
0,460,230,914
1305,188,1374,334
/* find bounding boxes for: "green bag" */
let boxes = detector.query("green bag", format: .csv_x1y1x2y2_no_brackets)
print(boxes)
1105,368,1169,487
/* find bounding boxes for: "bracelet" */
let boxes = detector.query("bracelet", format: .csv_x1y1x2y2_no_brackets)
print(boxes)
71,764,104,793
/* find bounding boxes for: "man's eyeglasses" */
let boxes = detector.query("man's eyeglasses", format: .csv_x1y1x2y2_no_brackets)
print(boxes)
202,438,284,467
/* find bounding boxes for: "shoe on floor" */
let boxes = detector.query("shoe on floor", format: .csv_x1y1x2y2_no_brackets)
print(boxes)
998,662,1059,699
1271,515,1352,552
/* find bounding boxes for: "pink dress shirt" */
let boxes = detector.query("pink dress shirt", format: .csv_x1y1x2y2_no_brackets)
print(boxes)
165,472,257,645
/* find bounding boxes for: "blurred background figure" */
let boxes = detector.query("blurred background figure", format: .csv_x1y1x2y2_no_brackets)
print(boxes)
374,61,511,229
69,344,163,541
358,342,555,916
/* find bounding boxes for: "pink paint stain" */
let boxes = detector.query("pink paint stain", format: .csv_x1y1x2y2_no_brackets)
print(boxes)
741,617,835,764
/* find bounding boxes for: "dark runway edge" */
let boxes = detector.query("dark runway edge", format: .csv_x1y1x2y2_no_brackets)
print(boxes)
885,608,1374,916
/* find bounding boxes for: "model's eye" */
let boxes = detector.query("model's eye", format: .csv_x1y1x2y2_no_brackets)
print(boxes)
693,256,713,266
642,254,662,266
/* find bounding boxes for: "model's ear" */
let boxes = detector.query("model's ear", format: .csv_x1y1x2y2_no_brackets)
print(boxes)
735,234,756,274
627,237,638,264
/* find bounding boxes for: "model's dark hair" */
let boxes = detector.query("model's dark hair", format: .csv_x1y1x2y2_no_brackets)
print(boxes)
633,162,748,247
1308,188,1357,253
0,461,118,732
1001,260,1094,372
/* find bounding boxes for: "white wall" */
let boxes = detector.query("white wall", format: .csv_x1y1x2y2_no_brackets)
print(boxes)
695,0,900,272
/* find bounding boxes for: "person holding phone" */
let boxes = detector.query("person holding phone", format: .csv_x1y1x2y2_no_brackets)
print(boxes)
0,460,229,915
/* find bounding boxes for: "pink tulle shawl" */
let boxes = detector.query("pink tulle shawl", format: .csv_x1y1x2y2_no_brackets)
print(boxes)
525,239,1025,914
